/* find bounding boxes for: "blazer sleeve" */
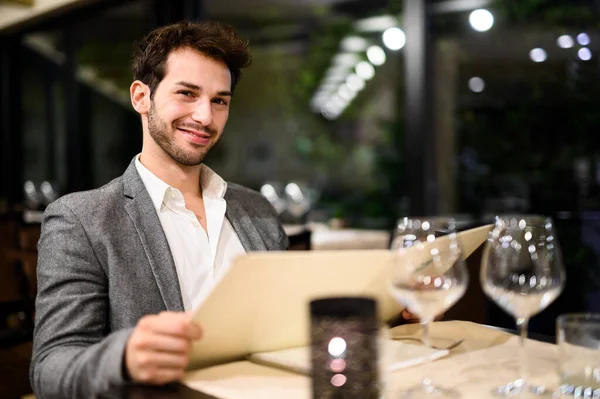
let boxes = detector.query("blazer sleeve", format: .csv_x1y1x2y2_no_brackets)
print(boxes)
30,199,133,399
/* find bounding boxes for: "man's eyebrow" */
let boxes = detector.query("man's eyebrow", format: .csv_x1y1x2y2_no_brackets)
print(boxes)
175,81,201,90
175,81,232,97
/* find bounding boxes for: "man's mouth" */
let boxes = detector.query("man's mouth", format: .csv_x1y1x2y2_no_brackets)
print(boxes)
177,127,211,145
177,127,210,138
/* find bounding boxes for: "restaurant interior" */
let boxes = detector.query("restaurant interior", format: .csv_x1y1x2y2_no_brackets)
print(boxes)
1,0,600,398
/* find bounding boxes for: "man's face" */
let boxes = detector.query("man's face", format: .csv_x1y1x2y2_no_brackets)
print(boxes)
146,48,232,166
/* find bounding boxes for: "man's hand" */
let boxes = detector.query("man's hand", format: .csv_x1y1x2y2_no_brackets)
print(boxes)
401,309,445,323
125,312,203,385
401,309,420,323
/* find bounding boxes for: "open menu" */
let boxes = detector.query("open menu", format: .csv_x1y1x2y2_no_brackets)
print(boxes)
186,224,492,371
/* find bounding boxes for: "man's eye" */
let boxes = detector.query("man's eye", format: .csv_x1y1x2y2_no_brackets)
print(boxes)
213,98,228,106
178,91,194,97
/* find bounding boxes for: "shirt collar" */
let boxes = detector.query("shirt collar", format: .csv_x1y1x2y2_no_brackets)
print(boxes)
134,155,228,212
135,155,171,212
200,163,228,200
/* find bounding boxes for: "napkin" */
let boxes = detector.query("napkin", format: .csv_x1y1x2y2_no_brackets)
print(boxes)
247,339,449,375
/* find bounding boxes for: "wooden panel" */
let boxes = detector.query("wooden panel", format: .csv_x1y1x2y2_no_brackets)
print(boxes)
0,341,33,399
0,217,22,303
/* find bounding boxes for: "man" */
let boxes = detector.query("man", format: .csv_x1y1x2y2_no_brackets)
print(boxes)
30,20,288,399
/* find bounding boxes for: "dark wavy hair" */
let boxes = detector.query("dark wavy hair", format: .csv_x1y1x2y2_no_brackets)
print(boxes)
132,20,251,98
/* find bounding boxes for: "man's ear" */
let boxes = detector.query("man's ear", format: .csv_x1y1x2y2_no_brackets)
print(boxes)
130,80,150,114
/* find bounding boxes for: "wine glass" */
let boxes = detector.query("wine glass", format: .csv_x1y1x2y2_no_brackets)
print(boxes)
39,181,60,206
480,215,566,397
389,217,469,398
260,182,286,215
24,180,41,210
284,181,314,222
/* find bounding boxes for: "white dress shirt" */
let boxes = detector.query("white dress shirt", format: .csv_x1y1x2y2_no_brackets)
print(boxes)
135,156,246,311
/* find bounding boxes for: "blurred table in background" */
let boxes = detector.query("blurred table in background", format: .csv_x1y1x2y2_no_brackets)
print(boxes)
284,223,390,251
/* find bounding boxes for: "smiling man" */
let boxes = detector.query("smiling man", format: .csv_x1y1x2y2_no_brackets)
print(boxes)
30,21,288,399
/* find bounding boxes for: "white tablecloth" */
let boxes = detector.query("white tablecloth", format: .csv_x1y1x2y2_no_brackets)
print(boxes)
284,224,390,250
183,321,560,399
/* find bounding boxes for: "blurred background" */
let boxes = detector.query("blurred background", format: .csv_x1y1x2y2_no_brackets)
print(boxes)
1,0,600,397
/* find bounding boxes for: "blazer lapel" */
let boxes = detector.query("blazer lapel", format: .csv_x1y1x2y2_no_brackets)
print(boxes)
225,192,267,252
122,159,185,312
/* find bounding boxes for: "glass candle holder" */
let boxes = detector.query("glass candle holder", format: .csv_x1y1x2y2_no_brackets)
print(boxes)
310,297,380,399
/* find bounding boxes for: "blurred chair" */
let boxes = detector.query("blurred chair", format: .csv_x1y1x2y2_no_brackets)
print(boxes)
287,229,312,251
0,213,37,399
0,214,23,305
0,212,39,332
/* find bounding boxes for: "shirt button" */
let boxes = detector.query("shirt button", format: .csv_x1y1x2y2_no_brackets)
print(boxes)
193,221,200,227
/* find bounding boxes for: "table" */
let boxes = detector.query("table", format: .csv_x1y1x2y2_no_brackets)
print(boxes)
119,321,555,399
121,384,217,399
283,223,391,250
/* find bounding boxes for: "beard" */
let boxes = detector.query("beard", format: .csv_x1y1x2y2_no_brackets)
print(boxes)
147,102,219,166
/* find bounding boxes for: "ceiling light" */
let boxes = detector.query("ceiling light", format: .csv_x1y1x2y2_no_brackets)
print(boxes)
577,33,590,46
382,27,406,50
346,74,365,92
469,9,494,32
340,36,369,52
468,77,485,93
338,84,355,101
354,15,398,32
355,61,375,80
578,47,592,61
323,74,346,84
529,48,547,63
366,45,386,66
557,35,574,49
332,53,360,67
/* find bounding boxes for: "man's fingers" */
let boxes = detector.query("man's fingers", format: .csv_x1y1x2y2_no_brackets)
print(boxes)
401,309,416,319
140,313,203,339
136,351,189,371
187,321,202,340
126,312,203,385
133,332,192,354
400,309,444,323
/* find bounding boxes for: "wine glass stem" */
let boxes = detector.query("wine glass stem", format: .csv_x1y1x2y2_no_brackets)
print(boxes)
516,317,529,388
421,319,433,388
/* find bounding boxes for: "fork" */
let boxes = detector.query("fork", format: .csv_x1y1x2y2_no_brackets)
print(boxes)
391,336,464,350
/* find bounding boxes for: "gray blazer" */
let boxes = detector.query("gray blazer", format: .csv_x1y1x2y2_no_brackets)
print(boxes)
30,159,288,399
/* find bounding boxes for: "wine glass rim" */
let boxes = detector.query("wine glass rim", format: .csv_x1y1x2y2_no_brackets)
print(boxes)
396,216,458,225
395,217,459,234
397,216,457,220
495,214,552,223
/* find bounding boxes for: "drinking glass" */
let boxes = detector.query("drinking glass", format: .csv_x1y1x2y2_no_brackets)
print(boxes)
284,181,314,222
389,217,469,398
260,182,286,215
310,297,381,398
557,313,600,398
480,215,566,397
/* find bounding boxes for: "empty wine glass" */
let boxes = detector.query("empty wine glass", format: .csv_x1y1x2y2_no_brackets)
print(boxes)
260,182,286,215
284,181,313,222
480,215,566,397
39,181,60,206
24,180,41,210
389,217,469,398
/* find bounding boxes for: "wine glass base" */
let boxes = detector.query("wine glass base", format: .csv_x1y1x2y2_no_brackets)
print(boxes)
492,382,551,398
402,384,460,399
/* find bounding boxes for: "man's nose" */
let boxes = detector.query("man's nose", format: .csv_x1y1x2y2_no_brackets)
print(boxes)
191,100,213,127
